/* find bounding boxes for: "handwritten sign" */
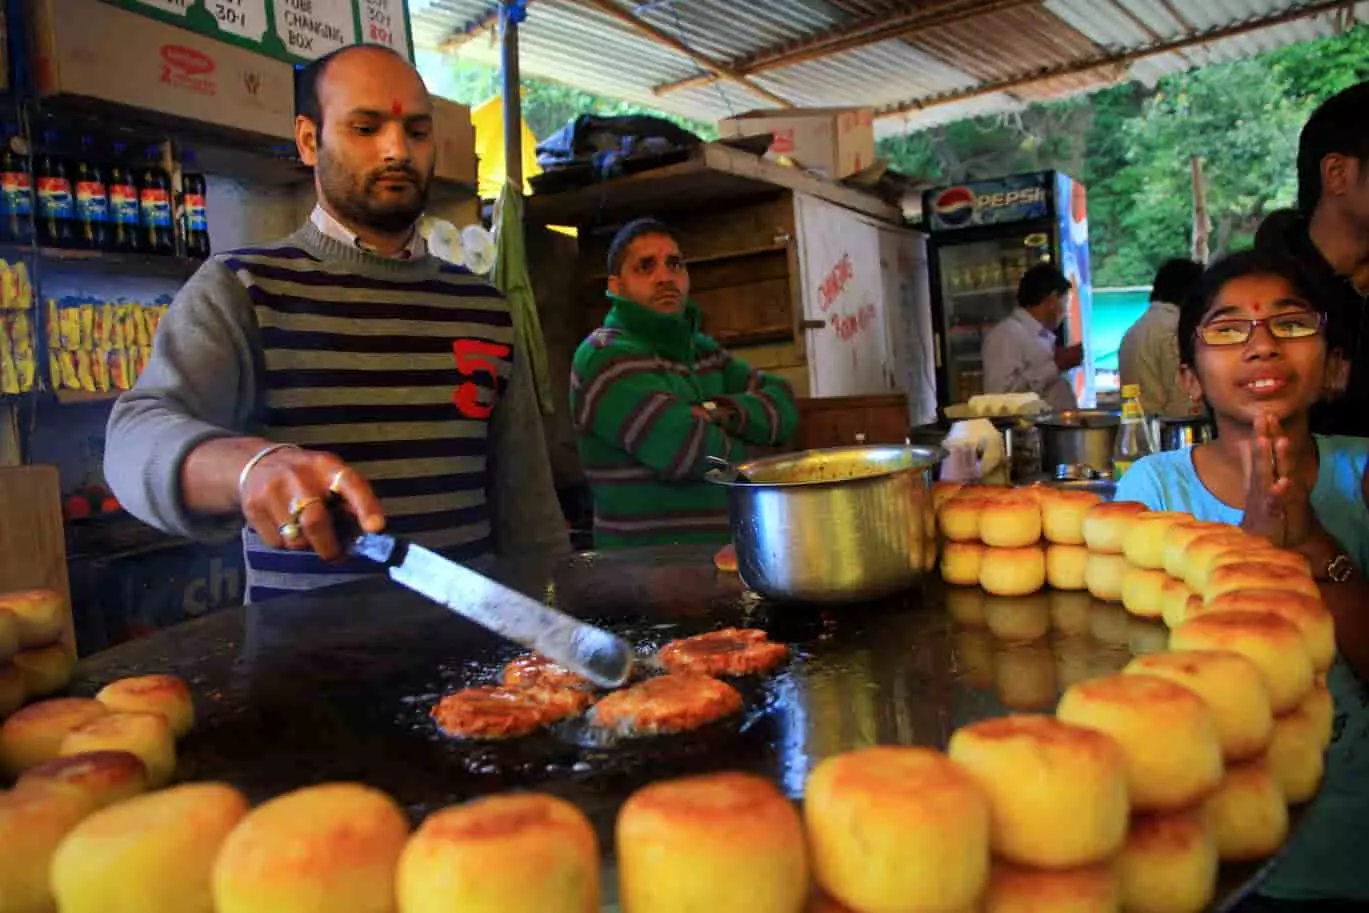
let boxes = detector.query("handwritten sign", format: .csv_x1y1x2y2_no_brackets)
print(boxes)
103,0,411,64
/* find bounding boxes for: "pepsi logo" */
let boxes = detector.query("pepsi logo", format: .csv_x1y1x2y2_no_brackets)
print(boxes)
933,186,975,226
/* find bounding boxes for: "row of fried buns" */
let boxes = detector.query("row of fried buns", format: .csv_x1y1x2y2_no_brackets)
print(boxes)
1,589,81,722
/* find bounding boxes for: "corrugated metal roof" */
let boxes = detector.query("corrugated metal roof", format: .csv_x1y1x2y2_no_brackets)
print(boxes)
409,0,1369,139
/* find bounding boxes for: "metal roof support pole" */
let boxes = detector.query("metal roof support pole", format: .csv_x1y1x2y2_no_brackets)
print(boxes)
500,0,525,193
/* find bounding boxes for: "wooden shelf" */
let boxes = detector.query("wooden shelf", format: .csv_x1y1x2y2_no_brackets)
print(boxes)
527,143,902,228
581,243,789,283
39,247,203,278
713,325,793,347
54,389,122,405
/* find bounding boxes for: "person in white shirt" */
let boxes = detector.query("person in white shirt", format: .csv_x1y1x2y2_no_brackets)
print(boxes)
1119,259,1204,416
981,263,1082,411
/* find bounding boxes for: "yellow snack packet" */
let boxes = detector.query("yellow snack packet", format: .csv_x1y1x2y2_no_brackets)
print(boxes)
129,303,148,348
14,262,31,311
0,325,17,394
109,349,131,390
92,347,111,392
48,351,62,390
59,350,80,390
79,304,95,351
59,306,82,351
0,261,13,310
46,299,60,350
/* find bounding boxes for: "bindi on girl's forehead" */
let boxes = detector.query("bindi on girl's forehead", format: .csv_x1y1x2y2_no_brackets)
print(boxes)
390,99,403,117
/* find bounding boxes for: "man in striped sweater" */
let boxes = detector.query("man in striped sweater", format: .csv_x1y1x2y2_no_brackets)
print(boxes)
103,44,568,603
571,219,799,548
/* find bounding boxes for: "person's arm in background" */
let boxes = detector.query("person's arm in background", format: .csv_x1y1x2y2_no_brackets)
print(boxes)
982,320,1062,397
488,348,572,557
572,338,749,480
712,345,799,447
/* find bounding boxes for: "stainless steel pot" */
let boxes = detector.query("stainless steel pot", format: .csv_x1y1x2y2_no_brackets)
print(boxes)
709,445,943,604
1034,409,1120,477
1158,415,1215,451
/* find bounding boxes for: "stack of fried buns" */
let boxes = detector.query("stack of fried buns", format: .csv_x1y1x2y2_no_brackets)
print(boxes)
0,588,76,720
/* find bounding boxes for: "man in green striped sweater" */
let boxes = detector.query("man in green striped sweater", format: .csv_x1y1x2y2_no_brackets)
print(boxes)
571,219,799,548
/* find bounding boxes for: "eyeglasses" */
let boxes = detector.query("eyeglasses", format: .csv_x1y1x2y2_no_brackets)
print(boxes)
1195,310,1326,347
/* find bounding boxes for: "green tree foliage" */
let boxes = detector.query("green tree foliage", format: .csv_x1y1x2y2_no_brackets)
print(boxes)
876,26,1369,286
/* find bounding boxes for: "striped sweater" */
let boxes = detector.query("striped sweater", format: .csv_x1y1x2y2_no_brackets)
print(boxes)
570,295,798,548
105,223,568,602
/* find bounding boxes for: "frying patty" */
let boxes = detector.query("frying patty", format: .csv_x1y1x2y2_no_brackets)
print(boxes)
431,686,587,740
502,654,591,692
714,544,738,573
590,673,743,737
657,628,789,677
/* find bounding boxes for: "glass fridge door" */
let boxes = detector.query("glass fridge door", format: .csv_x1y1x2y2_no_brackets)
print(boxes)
937,230,1050,405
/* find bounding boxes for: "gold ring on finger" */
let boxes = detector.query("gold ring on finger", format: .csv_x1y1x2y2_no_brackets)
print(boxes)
278,521,303,541
328,468,350,494
288,495,324,522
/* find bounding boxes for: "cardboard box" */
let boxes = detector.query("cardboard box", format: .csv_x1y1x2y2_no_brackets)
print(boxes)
718,107,875,180
432,97,477,187
29,0,295,141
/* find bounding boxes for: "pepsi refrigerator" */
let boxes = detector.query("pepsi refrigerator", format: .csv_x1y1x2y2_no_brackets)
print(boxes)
921,170,1095,410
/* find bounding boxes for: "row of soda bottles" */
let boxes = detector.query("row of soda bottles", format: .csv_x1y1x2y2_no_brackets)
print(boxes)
0,130,209,259
945,253,1033,294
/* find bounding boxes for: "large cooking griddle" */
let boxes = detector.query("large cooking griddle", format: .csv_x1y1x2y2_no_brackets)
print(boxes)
68,546,1300,912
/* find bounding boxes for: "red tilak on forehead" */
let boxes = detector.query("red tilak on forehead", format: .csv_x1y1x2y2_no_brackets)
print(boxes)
390,99,403,117
1252,302,1263,314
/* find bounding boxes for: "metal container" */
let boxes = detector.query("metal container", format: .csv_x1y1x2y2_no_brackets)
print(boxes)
1158,415,1215,451
1034,409,1120,477
710,445,943,604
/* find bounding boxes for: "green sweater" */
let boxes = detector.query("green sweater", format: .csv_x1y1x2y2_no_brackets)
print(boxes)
571,296,799,548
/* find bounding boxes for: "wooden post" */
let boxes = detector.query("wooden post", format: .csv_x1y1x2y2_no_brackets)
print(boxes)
1190,156,1210,264
500,1,524,194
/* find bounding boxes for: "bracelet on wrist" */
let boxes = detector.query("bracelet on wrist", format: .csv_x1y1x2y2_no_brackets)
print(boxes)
237,443,299,501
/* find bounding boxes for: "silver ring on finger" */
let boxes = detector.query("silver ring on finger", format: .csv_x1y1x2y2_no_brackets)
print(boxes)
328,468,350,494
287,495,324,522
278,521,303,542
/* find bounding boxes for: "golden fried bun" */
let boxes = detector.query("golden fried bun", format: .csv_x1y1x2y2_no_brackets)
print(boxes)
939,495,987,543
617,772,805,913
982,860,1119,913
0,784,97,913
1124,651,1273,763
933,481,965,512
941,541,987,587
1200,589,1336,674
948,715,1128,868
0,608,18,664
805,746,989,913
1056,674,1224,812
0,696,108,776
984,594,1049,644
1117,809,1218,913
1299,678,1333,749
1038,489,1103,546
1170,612,1313,714
1160,578,1196,629
1045,544,1090,591
1181,530,1261,592
1128,618,1169,656
0,587,65,648
213,783,410,913
96,674,195,739
399,793,598,913
1121,567,1169,620
51,782,247,913
60,711,176,788
980,494,1043,549
1123,511,1193,570
1203,759,1288,863
0,662,24,717
1088,599,1131,647
1266,706,1324,804
980,547,1046,597
13,642,75,698
994,644,1057,711
17,750,148,809
1049,590,1092,636
946,586,988,627
1210,547,1311,579
1084,552,1129,603
1203,562,1320,605
1162,521,1230,579
1081,501,1149,554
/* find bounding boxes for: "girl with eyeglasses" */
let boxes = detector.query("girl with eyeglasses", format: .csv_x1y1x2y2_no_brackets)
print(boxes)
1115,250,1369,908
